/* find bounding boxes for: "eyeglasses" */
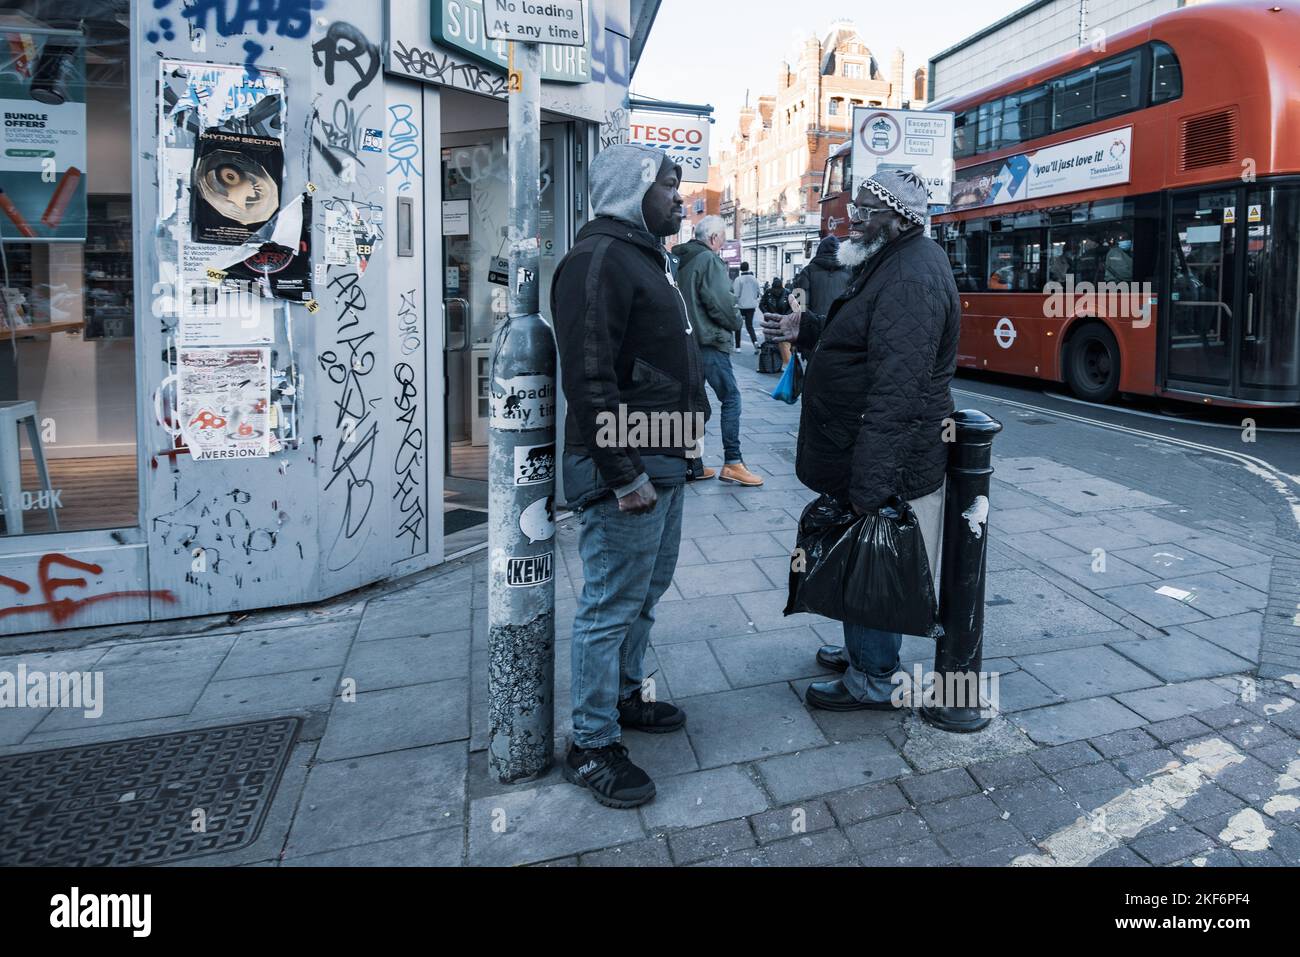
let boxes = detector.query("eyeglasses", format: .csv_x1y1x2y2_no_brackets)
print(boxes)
846,203,890,224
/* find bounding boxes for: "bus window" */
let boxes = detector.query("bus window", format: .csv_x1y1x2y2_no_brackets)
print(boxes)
988,227,1045,291
1014,85,1051,142
977,100,1002,154
1150,42,1183,104
940,221,987,292
1095,53,1140,120
953,109,978,158
1053,67,1095,130
822,153,845,198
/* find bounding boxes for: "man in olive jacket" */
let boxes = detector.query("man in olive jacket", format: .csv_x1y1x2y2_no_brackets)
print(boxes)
764,169,959,712
672,216,763,487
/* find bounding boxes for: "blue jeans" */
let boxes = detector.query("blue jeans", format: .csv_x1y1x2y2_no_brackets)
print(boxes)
841,623,903,703
837,482,946,703
571,484,684,748
700,347,742,465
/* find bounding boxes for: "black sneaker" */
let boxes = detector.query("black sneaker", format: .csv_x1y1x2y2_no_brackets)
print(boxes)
564,742,655,808
618,695,687,733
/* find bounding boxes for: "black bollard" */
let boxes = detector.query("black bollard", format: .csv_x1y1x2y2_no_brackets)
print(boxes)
922,409,1003,733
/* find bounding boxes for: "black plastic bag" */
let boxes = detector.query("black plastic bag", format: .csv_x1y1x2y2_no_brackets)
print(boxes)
785,493,937,637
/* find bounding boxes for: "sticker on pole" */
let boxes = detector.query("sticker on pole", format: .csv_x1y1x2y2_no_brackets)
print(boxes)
520,496,555,544
506,553,553,587
490,374,556,431
483,0,586,46
514,442,556,485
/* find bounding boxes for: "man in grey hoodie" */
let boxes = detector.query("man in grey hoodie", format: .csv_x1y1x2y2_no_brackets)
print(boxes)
551,144,711,809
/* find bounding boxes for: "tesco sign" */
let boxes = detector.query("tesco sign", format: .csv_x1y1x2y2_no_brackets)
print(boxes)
628,111,711,183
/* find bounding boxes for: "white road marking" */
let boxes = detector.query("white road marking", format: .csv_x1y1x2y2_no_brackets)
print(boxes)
1012,738,1245,867
953,387,1300,533
1042,390,1300,434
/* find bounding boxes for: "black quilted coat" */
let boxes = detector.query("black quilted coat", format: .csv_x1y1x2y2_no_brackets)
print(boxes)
793,226,960,511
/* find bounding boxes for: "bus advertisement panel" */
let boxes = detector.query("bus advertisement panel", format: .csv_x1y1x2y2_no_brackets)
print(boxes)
949,126,1133,212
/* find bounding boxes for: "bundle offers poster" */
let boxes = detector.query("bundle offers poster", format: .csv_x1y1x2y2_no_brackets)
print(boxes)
0,28,87,240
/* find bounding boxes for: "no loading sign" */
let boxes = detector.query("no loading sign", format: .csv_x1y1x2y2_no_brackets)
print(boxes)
490,374,556,431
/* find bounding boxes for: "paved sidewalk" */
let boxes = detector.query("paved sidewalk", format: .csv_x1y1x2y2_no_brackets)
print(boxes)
3,353,1300,867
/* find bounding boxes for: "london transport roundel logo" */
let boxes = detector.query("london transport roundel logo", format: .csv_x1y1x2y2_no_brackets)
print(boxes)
994,317,1017,349
860,112,901,156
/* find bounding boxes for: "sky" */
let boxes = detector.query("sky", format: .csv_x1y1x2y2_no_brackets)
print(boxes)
632,0,1028,156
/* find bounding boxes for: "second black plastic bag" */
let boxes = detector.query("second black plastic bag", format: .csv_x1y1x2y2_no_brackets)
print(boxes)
785,493,938,638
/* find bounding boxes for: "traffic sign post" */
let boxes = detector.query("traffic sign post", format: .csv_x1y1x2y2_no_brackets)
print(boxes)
850,106,955,205
483,6,583,783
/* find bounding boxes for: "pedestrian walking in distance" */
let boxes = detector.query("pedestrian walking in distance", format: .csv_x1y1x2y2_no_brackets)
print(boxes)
551,144,710,808
792,235,850,317
763,169,960,711
760,276,793,371
674,216,765,488
732,262,761,351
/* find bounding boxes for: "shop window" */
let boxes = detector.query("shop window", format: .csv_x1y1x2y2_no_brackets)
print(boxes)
0,1,134,536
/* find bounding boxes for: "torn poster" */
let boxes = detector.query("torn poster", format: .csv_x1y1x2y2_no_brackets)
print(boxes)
157,61,291,330
211,192,312,302
178,347,272,461
191,129,283,245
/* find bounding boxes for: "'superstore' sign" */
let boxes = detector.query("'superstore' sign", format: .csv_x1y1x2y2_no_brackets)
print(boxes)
435,0,591,84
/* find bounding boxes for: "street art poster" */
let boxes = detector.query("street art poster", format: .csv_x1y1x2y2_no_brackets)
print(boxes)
178,347,273,461
190,129,284,245
158,61,306,323
0,28,87,240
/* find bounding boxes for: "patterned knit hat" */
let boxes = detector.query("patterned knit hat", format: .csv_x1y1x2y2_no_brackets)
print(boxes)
857,168,931,227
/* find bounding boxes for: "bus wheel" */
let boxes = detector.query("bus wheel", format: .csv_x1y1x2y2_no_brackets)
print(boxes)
1065,324,1121,403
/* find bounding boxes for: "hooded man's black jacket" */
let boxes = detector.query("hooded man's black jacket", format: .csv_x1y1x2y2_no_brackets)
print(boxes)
552,216,710,504
793,227,960,510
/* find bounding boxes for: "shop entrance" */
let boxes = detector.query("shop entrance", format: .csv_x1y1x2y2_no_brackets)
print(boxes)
439,118,571,553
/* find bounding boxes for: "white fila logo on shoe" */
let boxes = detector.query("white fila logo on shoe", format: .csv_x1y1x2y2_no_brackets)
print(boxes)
579,761,599,776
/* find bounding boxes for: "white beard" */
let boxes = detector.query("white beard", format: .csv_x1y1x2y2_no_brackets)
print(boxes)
837,234,887,269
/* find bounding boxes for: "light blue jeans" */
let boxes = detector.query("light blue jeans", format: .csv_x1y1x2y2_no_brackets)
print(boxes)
571,484,684,748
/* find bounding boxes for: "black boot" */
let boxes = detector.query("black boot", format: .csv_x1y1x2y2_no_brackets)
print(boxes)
816,645,849,673
804,678,898,712
564,741,656,809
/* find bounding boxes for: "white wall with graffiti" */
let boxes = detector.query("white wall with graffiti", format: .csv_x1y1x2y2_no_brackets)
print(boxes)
0,0,651,635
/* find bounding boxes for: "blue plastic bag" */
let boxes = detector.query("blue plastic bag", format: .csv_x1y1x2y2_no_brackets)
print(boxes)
769,352,803,404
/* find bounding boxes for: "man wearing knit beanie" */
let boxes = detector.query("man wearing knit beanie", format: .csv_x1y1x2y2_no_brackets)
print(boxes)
763,167,961,712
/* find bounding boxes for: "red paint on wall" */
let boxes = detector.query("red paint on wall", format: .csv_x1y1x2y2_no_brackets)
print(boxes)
0,553,177,625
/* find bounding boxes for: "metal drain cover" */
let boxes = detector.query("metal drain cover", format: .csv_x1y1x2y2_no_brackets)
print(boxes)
0,717,299,866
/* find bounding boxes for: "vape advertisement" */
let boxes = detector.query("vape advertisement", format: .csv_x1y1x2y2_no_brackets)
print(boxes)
0,28,87,241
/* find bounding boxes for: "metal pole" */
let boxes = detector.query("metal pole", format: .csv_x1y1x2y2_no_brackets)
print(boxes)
487,40,557,783
922,409,1003,733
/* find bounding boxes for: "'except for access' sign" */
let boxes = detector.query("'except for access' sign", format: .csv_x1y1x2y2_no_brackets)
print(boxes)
483,0,586,46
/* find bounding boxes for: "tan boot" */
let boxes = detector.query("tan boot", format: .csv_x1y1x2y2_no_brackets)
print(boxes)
691,467,717,481
719,463,764,487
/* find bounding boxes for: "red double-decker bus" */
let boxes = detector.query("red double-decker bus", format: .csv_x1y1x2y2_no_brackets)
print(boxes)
821,0,1300,407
